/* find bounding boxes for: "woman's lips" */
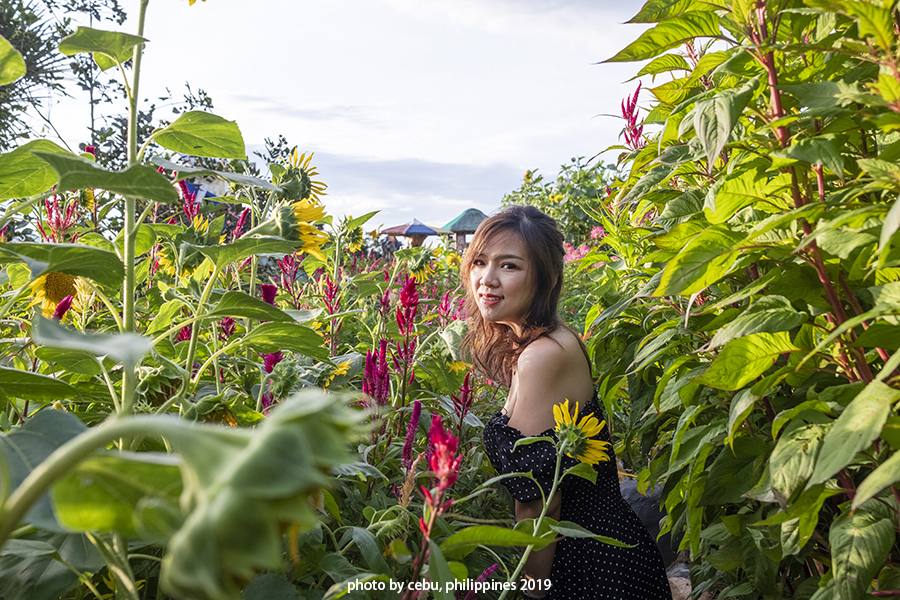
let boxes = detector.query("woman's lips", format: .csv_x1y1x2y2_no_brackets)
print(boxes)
479,293,501,306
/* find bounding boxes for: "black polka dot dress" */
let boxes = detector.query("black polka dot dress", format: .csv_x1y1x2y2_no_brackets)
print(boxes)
483,397,672,599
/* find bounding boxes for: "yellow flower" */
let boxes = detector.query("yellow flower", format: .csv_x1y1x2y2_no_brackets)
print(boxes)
244,199,329,260
550,194,564,204
31,272,78,318
186,0,206,4
283,149,327,204
325,360,353,388
406,248,436,283
444,251,461,269
553,399,611,465
448,361,470,375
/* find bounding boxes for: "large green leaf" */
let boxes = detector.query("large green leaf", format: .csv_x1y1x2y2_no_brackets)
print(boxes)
238,322,329,362
606,12,723,63
704,168,792,224
32,315,152,370
428,540,456,600
52,452,183,539
635,53,691,79
206,291,294,322
33,152,178,203
440,525,554,559
689,79,758,166
0,410,87,529
771,136,844,177
0,140,69,200
184,237,299,270
707,297,808,349
150,157,279,191
0,34,26,85
830,504,895,600
693,332,799,391
767,423,826,502
57,26,146,71
807,380,899,488
700,436,770,505
843,1,895,50
655,224,746,296
626,0,719,23
243,574,304,600
0,242,123,290
0,367,82,404
153,111,247,159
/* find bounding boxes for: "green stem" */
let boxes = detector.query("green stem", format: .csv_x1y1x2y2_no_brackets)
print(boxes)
498,451,563,600
183,264,221,379
120,0,150,418
82,280,124,333
0,284,32,322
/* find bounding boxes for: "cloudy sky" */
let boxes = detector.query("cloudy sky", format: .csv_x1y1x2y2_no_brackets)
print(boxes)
44,0,651,231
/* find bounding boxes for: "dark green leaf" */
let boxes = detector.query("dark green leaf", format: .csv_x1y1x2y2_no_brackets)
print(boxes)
150,157,279,192
0,367,82,404
852,450,900,510
830,504,895,599
33,152,178,203
238,322,329,362
808,380,899,488
183,237,299,270
242,574,303,600
441,525,554,558
0,532,103,600
35,347,104,376
33,315,152,370
206,291,294,322
0,140,69,200
700,436,770,505
0,34,26,85
351,527,390,576
549,521,635,547
428,540,456,600
0,410,87,528
153,111,247,159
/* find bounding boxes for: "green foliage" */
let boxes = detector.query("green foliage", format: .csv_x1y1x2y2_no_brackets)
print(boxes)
585,1,900,597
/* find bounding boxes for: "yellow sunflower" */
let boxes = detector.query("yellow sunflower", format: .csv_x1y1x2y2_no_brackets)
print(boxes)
243,200,329,260
283,148,327,205
30,272,86,319
325,360,353,388
553,399,612,465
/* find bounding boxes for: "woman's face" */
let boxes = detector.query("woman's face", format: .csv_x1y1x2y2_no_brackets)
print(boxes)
468,232,534,334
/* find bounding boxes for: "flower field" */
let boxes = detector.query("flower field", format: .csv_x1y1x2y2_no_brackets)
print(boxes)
2,0,900,599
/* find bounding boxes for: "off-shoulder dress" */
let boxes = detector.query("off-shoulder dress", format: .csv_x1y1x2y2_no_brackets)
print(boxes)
483,397,672,599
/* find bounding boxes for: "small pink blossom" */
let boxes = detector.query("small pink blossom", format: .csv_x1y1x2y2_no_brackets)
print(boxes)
52,295,74,321
590,226,606,240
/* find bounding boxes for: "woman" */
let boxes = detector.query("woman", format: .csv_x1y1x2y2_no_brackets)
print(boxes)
463,205,671,599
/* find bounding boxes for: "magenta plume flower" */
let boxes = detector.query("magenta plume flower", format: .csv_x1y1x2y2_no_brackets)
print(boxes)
464,564,500,600
52,295,74,321
621,82,645,150
263,351,284,374
260,284,278,306
219,317,236,341
451,372,474,434
362,339,390,406
402,400,422,470
177,324,193,342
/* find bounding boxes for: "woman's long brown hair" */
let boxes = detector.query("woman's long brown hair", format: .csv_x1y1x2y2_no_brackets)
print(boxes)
461,205,568,386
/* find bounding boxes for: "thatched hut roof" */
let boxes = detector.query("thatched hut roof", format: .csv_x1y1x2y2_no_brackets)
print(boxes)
443,208,488,234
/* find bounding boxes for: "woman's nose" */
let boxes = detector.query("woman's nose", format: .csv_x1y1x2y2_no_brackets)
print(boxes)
480,264,499,287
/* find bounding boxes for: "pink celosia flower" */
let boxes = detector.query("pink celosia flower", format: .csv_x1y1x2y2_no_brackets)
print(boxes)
563,243,590,264
451,372,473,434
232,208,250,241
621,82,645,150
260,284,278,306
402,400,422,470
52,295,74,321
177,324,192,342
362,339,390,406
219,317,236,341
464,564,500,600
396,276,419,337
263,351,283,374
427,414,461,493
590,225,606,240
37,196,78,243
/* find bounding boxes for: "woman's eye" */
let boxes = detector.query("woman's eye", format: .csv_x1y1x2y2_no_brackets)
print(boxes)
502,263,518,270
472,259,485,267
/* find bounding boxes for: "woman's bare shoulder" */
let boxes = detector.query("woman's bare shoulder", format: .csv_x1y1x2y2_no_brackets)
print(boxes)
517,329,586,378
